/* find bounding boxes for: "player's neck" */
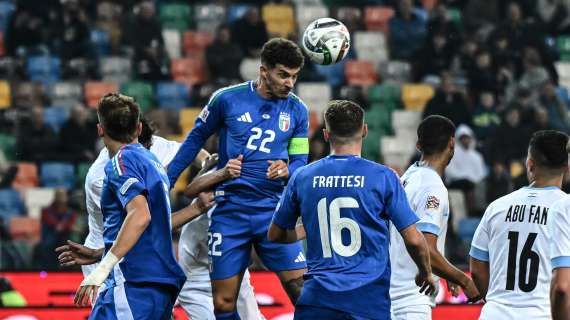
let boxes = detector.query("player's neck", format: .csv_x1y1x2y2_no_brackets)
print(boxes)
529,175,563,189
418,156,446,177
105,138,138,158
330,143,362,157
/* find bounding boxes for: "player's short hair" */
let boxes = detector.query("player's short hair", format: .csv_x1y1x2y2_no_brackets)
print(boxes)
417,115,456,156
324,100,364,144
529,130,568,170
97,93,140,143
261,38,304,69
139,117,156,149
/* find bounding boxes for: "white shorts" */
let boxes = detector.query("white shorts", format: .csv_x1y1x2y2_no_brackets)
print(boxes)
391,305,432,320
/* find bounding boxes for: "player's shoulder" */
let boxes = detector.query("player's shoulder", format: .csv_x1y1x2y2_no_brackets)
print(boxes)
287,92,309,112
552,194,570,213
207,81,251,106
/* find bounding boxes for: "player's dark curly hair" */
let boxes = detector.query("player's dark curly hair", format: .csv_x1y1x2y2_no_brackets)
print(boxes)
324,100,364,144
530,130,568,170
139,117,156,150
261,38,305,69
417,115,455,156
97,93,140,143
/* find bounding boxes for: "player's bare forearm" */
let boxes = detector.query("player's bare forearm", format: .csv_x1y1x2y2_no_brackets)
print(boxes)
193,149,210,168
551,268,570,320
172,192,215,229
184,168,226,198
470,257,490,298
268,223,299,243
109,195,151,259
400,224,432,276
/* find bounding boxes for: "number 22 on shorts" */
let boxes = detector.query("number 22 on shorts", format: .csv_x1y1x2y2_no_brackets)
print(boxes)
208,232,222,256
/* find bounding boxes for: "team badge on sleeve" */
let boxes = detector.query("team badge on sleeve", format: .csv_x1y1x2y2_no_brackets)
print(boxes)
425,195,440,210
198,106,210,122
120,177,139,195
279,112,291,132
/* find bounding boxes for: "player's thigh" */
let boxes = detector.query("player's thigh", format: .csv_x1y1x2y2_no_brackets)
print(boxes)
294,304,353,320
178,280,215,320
391,305,431,320
123,282,180,320
209,205,252,280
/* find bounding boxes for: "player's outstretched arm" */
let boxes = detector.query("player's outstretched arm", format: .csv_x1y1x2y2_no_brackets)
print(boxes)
74,195,151,306
171,192,215,230
551,268,570,319
56,240,104,267
424,233,481,302
469,257,489,298
399,224,436,296
184,154,242,198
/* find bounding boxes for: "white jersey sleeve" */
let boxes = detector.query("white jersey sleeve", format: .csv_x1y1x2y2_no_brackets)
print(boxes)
414,186,449,236
550,197,570,269
469,205,491,262
150,136,181,167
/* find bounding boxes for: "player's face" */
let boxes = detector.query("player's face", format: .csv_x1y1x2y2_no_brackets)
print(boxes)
262,64,300,98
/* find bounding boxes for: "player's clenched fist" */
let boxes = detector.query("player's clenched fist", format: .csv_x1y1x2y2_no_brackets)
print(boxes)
267,160,288,179
415,272,437,296
461,277,482,303
224,155,243,178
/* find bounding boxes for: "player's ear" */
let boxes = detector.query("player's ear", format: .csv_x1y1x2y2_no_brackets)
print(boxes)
136,121,142,137
97,123,104,138
323,128,330,142
362,123,368,139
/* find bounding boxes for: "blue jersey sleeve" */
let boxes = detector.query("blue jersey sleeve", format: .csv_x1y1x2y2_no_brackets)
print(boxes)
167,93,224,186
384,169,419,231
288,101,309,176
108,151,147,209
272,170,301,229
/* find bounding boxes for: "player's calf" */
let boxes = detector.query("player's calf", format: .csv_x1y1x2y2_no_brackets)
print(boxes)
277,269,306,304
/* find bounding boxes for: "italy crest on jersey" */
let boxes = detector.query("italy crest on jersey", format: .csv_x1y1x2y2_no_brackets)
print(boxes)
279,112,290,132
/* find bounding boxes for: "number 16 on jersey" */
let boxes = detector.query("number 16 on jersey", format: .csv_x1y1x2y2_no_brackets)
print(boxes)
317,197,362,258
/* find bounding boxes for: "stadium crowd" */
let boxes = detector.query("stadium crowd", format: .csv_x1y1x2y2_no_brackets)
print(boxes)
2,0,570,270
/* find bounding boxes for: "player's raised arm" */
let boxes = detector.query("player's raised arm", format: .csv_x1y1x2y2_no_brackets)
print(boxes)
185,154,242,198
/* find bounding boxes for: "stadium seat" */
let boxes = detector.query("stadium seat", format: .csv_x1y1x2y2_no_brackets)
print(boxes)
100,56,132,83
296,5,329,32
48,81,83,108
43,106,69,133
315,60,347,87
156,82,190,111
336,7,362,22
0,189,25,227
367,103,393,134
195,4,226,34
23,187,55,219
239,58,259,81
556,61,570,80
391,110,421,136
0,57,18,79
90,29,111,58
171,56,208,87
40,162,75,190
368,83,401,109
362,129,383,162
401,84,434,112
179,108,202,133
12,162,39,192
345,60,378,86
353,31,388,64
227,4,250,23
163,29,182,59
364,6,394,33
447,8,462,25
159,3,192,32
9,217,40,243
0,80,10,109
262,4,295,37
422,0,437,11
84,81,119,109
120,81,154,113
183,31,214,56
297,82,331,114
76,162,91,189
12,82,44,108
26,56,61,85
0,1,14,32
0,133,15,161
457,217,481,243
558,36,570,61
381,60,412,84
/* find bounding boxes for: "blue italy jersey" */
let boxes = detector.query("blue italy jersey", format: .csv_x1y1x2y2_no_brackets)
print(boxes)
100,144,186,290
167,81,309,208
272,155,419,318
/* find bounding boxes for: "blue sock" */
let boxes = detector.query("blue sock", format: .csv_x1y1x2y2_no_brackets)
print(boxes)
215,311,241,320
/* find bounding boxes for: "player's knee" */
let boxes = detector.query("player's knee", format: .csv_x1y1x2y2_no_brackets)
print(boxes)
213,294,237,313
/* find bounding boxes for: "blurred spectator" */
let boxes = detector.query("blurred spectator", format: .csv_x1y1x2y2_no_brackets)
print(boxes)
472,91,501,143
206,25,244,84
530,106,551,133
230,7,269,57
388,0,427,61
309,125,329,163
486,160,513,203
518,47,550,96
123,1,168,81
50,0,91,61
463,0,499,32
59,105,98,163
487,107,531,165
426,4,461,51
5,6,46,57
446,125,487,216
16,106,58,162
468,50,499,98
511,88,539,124
413,31,454,81
451,38,479,75
36,189,78,270
422,72,471,126
535,0,570,36
539,81,570,133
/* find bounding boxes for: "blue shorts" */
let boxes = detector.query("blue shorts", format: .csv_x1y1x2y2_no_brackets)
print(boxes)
208,202,306,280
294,305,372,320
89,282,179,320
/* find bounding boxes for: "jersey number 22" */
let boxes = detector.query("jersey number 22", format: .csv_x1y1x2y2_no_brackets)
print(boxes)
317,197,362,258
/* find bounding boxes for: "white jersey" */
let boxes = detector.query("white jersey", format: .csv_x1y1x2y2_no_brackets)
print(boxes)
551,196,570,270
470,186,566,320
390,163,450,310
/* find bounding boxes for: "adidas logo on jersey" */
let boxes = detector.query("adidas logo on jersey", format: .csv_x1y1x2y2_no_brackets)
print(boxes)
237,112,253,123
294,252,306,263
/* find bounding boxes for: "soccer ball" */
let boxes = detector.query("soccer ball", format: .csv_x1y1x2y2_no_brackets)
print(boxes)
302,18,350,65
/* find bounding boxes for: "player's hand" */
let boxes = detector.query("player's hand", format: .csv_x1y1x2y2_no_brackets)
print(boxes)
446,279,460,297
55,240,103,267
224,155,242,179
462,277,483,303
74,284,99,307
415,272,436,296
198,153,219,176
195,191,215,212
267,160,288,179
